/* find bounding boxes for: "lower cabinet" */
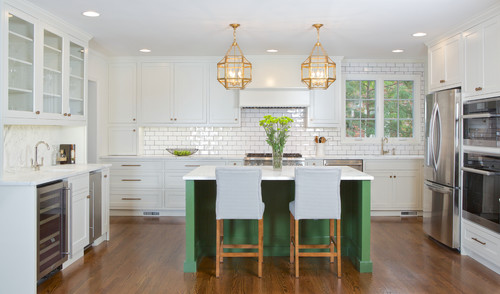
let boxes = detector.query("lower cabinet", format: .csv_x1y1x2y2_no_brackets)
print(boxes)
462,219,500,274
364,159,423,214
66,173,90,266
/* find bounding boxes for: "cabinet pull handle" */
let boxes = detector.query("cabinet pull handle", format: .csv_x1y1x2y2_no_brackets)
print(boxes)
185,165,201,167
439,80,445,83
390,175,393,178
104,175,108,178
87,195,91,199
68,113,72,117
475,87,483,91
170,118,173,121
133,129,136,132
233,163,237,166
64,113,68,116
235,118,238,121
133,118,136,121
121,179,142,181
174,118,177,121
36,111,40,115
394,175,396,178
122,197,142,201
472,237,486,245
121,164,142,167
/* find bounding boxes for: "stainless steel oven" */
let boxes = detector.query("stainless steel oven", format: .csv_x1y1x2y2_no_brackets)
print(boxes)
462,152,500,233
37,180,70,281
463,97,500,148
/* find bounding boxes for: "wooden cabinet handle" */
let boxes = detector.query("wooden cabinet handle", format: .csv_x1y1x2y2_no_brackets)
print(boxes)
36,111,40,115
121,179,142,181
122,197,142,201
475,87,483,91
472,237,486,245
439,80,445,83
121,164,141,167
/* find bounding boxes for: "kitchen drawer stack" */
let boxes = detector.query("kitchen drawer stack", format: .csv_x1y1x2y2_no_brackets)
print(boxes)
462,219,500,274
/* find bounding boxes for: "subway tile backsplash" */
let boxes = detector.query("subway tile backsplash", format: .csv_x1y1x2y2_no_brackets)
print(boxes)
143,61,425,156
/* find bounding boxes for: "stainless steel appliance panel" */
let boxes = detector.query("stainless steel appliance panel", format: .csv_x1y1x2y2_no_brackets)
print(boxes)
324,159,363,171
463,97,500,148
423,180,460,248
88,171,102,245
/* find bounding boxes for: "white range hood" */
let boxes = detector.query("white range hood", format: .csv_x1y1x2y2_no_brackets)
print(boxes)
239,88,310,107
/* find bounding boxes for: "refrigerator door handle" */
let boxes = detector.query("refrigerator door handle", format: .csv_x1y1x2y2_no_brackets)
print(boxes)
429,103,437,171
433,105,442,171
462,167,500,176
424,181,455,194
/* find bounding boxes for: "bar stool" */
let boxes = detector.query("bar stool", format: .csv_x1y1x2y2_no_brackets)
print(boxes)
215,167,265,278
289,166,342,278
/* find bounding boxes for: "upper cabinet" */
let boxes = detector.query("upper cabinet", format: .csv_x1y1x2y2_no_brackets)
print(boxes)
428,34,461,92
3,6,89,125
464,15,500,99
208,64,240,126
109,63,137,124
172,63,207,124
140,63,172,124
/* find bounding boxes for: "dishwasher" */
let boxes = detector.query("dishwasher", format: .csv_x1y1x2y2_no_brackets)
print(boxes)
324,159,363,171
87,171,102,248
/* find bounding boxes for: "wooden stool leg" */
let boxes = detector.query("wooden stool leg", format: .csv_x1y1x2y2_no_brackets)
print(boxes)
216,219,221,277
220,220,224,263
290,212,294,264
295,219,299,278
337,219,341,278
258,218,263,278
330,219,334,263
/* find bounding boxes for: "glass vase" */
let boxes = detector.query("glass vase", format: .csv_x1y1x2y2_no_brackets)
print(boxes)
272,149,283,170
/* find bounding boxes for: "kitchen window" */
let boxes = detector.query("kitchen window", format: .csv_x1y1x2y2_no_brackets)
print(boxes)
342,74,421,142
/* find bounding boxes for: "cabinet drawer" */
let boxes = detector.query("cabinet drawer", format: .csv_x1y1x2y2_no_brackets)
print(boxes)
364,159,421,171
165,189,185,209
106,161,163,171
165,160,226,170
68,173,89,195
110,171,163,189
463,220,500,263
227,160,243,166
306,160,323,166
110,190,163,209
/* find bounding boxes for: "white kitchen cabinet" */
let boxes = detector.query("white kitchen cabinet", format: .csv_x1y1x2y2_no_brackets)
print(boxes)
109,62,137,124
66,173,90,266
108,126,137,155
101,169,110,240
462,219,500,274
464,15,500,98
173,63,207,124
208,64,240,125
307,58,342,127
428,34,461,91
364,159,422,213
306,159,323,166
140,63,173,124
4,7,88,124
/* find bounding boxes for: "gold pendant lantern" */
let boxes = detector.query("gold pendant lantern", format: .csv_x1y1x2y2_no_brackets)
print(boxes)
217,24,252,89
301,24,336,89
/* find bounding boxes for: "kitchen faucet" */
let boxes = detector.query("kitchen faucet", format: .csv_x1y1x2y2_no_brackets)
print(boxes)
381,137,389,155
32,141,50,171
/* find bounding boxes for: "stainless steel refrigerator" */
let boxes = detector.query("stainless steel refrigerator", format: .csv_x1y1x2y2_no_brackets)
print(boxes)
423,88,461,249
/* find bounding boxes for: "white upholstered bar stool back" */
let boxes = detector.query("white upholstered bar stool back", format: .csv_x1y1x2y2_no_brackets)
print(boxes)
289,166,342,278
215,167,265,278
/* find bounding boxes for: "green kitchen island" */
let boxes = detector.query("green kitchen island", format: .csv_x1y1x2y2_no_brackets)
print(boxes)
182,166,374,273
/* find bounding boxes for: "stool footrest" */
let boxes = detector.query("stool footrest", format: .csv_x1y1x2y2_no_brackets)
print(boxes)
223,244,259,249
299,252,337,257
222,252,259,257
299,244,331,249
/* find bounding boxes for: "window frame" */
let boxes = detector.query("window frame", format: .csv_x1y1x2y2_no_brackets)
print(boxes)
341,74,421,144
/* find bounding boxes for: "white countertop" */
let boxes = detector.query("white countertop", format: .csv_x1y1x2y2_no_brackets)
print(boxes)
101,154,423,160
183,166,374,181
0,164,111,186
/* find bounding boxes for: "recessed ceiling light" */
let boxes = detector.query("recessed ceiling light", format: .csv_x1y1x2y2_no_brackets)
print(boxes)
82,11,100,17
392,49,404,53
139,48,151,53
412,32,427,37
266,49,278,53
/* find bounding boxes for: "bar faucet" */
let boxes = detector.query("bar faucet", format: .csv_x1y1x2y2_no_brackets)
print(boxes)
381,137,390,155
32,141,50,171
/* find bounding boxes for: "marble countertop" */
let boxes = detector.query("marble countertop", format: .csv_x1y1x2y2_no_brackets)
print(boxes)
183,166,374,181
0,164,111,186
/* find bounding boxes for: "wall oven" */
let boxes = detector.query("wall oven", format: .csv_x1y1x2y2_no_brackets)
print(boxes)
462,152,500,233
463,97,500,148
37,180,70,281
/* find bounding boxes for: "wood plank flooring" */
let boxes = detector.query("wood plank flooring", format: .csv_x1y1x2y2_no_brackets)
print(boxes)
38,216,500,294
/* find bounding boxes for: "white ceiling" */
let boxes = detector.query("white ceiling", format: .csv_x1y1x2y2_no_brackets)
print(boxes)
25,0,499,59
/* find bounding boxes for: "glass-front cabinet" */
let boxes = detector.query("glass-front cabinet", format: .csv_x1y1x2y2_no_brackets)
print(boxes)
4,7,88,124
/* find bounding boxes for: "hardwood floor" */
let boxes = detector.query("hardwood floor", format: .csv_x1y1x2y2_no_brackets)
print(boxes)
38,216,500,294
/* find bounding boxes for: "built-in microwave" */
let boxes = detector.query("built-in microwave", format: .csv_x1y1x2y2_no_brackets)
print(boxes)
463,97,500,148
462,152,500,233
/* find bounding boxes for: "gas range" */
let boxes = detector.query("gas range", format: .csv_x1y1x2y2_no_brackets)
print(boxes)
244,153,305,166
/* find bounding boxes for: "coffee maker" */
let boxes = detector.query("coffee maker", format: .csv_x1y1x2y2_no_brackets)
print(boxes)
58,144,75,164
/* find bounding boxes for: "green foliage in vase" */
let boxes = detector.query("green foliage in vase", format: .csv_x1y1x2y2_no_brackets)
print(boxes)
259,115,294,154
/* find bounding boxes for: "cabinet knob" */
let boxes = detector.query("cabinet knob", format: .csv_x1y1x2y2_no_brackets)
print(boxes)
104,175,108,178
394,175,396,178
36,111,40,115
64,113,68,116
133,118,136,122
233,163,237,166
235,118,238,121
170,118,173,121
475,87,483,91
390,175,393,178
133,129,136,132
313,163,316,166
440,80,445,83
68,113,71,117
174,118,177,121
87,195,91,199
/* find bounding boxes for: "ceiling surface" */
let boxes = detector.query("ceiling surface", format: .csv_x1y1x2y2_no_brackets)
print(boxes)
23,0,500,58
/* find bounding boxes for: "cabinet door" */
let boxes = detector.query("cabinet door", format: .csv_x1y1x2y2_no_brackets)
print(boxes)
71,191,89,253
370,171,394,210
429,44,445,90
173,63,207,123
444,36,461,87
6,11,36,118
41,28,64,118
140,63,173,124
483,16,500,95
393,171,420,210
208,64,240,125
464,26,484,95
308,82,340,127
109,63,137,124
101,169,110,238
67,41,86,119
108,127,137,155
